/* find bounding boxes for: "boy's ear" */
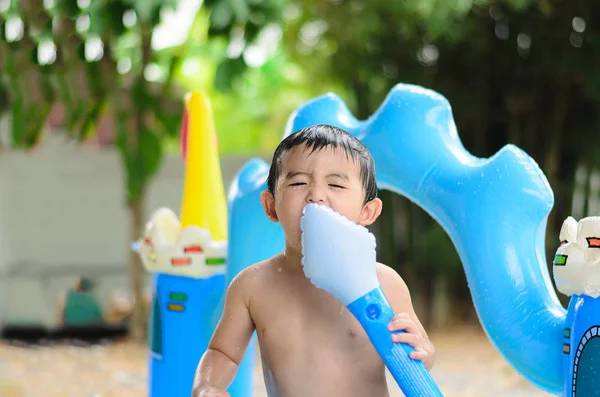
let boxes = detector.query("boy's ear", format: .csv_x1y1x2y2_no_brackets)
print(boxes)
260,190,279,222
358,197,382,226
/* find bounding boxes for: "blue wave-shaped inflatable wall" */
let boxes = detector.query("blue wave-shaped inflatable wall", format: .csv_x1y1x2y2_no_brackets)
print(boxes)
221,83,565,395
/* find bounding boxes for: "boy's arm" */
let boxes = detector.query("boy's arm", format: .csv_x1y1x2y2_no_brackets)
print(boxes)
192,270,256,396
377,264,436,370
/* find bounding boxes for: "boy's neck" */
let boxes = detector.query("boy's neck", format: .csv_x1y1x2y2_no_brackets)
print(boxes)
283,245,304,271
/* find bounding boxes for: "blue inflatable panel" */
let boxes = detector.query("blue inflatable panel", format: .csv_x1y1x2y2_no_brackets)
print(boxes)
228,84,565,394
149,273,225,397
221,158,285,302
563,295,600,397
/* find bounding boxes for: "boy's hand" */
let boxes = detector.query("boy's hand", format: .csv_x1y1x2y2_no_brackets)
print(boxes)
388,313,432,362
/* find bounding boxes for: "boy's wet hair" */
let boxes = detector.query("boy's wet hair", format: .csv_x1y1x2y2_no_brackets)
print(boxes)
266,124,378,203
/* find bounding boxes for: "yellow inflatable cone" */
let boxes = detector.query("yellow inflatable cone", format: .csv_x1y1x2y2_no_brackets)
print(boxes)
179,92,228,241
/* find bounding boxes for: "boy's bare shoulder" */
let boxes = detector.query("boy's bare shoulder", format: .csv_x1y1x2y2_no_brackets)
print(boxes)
376,263,410,298
376,262,402,280
229,254,284,291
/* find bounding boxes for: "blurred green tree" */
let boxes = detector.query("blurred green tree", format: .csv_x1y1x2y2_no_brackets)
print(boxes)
4,0,599,333
212,0,600,323
0,0,55,150
0,0,292,340
0,0,185,340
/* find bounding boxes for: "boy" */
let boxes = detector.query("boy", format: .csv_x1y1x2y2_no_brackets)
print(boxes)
193,124,435,397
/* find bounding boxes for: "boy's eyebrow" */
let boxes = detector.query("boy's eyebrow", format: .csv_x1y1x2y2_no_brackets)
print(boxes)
285,171,309,179
327,173,349,181
285,171,349,181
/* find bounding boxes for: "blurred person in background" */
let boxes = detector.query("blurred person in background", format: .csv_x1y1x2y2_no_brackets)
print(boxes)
57,277,104,327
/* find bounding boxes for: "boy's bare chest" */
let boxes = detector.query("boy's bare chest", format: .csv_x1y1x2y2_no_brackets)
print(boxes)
250,276,378,361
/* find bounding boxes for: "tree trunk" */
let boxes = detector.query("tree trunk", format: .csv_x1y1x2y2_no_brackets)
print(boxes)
416,264,432,330
128,195,148,342
544,86,568,261
473,108,487,157
351,80,371,120
430,274,450,330
579,166,590,218
507,95,522,149
589,170,600,217
403,198,416,288
544,95,567,197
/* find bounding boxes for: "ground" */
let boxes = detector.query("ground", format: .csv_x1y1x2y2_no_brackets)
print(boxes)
0,324,554,397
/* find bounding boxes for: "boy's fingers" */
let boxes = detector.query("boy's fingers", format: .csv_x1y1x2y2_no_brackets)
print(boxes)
391,331,422,347
409,350,428,360
390,313,410,324
388,318,418,334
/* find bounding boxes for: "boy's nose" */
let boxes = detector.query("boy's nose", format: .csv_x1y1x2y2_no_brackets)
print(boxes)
307,187,327,204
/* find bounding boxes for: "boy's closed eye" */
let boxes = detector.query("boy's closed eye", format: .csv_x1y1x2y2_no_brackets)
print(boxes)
329,184,345,189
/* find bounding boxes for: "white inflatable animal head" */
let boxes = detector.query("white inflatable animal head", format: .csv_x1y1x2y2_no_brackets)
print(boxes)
138,207,227,279
553,216,600,298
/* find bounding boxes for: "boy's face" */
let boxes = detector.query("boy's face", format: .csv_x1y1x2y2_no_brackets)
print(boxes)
260,145,382,252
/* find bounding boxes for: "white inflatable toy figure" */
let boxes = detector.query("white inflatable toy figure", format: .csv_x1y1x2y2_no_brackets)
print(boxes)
553,216,600,298
137,207,227,279
552,216,600,397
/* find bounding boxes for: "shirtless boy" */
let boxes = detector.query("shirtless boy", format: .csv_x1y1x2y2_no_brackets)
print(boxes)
193,124,435,397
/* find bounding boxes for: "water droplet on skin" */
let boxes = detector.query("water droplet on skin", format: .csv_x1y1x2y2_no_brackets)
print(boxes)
277,267,282,272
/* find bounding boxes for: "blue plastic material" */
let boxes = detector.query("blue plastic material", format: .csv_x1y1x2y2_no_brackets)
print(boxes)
347,288,443,397
227,83,565,395
149,273,235,397
562,295,600,397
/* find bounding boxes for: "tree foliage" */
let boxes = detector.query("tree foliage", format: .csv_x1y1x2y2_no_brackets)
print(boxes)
215,0,600,315
0,0,293,338
3,0,599,327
